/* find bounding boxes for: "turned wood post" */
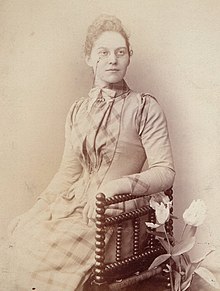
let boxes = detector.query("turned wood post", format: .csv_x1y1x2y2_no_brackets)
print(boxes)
165,188,174,238
133,218,140,255
94,193,107,288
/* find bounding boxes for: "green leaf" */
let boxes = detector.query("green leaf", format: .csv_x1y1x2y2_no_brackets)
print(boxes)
192,249,215,264
195,267,220,289
172,254,180,266
157,237,170,253
181,264,194,291
179,253,190,272
182,253,191,265
183,225,197,239
173,270,181,291
170,214,179,220
185,261,200,281
172,236,196,256
181,277,193,291
148,254,171,270
146,229,173,241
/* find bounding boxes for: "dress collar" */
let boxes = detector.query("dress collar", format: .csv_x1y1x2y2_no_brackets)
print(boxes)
89,79,130,98
87,79,130,112
103,79,130,97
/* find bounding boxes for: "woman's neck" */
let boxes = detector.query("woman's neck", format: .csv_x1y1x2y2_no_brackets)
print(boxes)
93,79,130,97
94,79,124,89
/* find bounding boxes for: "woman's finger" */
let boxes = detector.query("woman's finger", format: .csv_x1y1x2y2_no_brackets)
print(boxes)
7,216,21,237
82,204,89,224
105,208,123,216
88,208,96,224
87,204,94,220
92,208,96,220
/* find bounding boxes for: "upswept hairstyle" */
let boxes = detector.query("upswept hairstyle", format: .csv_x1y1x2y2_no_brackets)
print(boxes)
84,14,132,56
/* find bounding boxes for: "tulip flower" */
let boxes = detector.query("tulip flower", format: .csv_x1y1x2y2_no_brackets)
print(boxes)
145,222,160,228
183,199,207,227
145,198,219,291
155,202,170,224
150,194,172,225
150,193,171,207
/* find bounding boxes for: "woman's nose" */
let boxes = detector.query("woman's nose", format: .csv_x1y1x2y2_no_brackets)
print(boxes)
108,52,117,64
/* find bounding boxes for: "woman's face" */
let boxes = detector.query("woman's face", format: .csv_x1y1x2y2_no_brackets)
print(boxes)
86,31,130,87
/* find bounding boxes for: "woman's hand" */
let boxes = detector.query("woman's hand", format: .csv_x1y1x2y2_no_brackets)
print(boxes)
8,216,21,237
82,181,125,224
82,181,116,224
82,195,96,225
7,199,48,237
98,180,118,198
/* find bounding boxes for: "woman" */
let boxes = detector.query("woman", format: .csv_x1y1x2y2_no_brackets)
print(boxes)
8,15,175,291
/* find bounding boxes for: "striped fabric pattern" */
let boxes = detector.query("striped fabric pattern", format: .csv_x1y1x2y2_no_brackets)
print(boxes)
10,80,131,291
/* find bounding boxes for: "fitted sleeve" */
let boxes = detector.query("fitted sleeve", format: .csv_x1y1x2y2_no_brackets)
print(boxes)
102,95,175,197
38,102,83,204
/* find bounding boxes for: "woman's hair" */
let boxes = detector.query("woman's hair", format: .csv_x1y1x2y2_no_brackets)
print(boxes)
84,14,132,56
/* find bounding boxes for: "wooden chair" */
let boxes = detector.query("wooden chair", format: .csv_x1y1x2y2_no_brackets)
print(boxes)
84,188,173,291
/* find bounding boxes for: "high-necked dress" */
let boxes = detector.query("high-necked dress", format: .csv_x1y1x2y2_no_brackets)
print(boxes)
9,80,175,291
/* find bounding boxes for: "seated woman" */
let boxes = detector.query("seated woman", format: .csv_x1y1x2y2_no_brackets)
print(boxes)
8,14,175,291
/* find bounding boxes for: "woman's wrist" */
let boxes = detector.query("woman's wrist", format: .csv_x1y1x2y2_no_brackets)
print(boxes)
32,199,48,212
100,178,132,198
99,180,122,198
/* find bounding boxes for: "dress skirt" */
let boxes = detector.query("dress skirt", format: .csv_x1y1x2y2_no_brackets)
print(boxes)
10,206,98,291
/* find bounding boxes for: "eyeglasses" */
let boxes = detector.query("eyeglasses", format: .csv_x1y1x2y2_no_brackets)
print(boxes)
97,47,129,59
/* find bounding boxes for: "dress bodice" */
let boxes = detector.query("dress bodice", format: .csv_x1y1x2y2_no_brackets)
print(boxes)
40,81,175,218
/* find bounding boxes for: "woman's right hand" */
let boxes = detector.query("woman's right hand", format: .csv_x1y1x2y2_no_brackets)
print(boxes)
7,199,48,237
7,215,22,237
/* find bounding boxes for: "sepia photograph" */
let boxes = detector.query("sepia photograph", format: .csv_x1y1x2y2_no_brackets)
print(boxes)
1,1,220,290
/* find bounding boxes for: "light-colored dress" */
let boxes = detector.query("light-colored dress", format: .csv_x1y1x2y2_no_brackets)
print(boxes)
9,80,175,291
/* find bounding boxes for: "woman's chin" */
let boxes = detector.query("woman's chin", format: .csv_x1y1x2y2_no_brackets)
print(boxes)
102,76,124,85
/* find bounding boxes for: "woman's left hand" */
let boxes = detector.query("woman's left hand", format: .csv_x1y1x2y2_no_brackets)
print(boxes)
82,180,123,224
82,195,96,225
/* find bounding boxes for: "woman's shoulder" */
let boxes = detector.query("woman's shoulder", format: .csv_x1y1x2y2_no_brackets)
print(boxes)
66,97,88,125
127,89,159,109
139,92,158,103
128,89,165,118
69,96,87,110
68,96,89,114
127,90,166,135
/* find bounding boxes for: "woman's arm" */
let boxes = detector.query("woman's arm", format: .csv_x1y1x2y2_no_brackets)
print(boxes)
38,102,83,204
8,103,83,235
99,96,175,197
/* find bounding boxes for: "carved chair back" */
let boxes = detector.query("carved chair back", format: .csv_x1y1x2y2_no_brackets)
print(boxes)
88,188,173,290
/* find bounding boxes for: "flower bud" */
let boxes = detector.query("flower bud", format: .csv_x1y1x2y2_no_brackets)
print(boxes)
183,199,207,227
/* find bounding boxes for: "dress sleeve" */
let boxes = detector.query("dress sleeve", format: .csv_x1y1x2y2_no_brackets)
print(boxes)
38,102,83,204
102,94,175,197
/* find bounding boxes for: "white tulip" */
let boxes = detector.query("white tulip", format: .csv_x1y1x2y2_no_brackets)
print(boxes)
145,222,160,228
155,202,170,224
149,195,172,225
183,199,207,227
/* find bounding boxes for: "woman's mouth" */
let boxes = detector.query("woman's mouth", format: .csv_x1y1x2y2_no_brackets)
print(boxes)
106,69,119,72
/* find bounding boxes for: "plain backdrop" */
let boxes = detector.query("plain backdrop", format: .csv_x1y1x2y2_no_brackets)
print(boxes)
1,0,220,289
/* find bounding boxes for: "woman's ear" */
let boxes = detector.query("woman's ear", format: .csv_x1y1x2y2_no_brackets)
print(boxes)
127,57,131,66
85,55,93,67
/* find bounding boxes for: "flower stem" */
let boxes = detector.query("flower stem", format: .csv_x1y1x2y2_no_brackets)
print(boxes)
163,225,174,291
169,258,174,291
181,223,187,240
163,225,171,253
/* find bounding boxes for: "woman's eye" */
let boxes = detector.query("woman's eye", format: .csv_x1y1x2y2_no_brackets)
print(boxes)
119,50,125,55
116,49,127,57
99,50,108,57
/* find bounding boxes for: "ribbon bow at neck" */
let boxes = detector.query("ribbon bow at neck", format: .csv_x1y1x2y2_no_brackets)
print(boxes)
87,87,116,112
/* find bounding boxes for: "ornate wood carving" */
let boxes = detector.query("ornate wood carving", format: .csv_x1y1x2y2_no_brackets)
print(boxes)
93,188,174,290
